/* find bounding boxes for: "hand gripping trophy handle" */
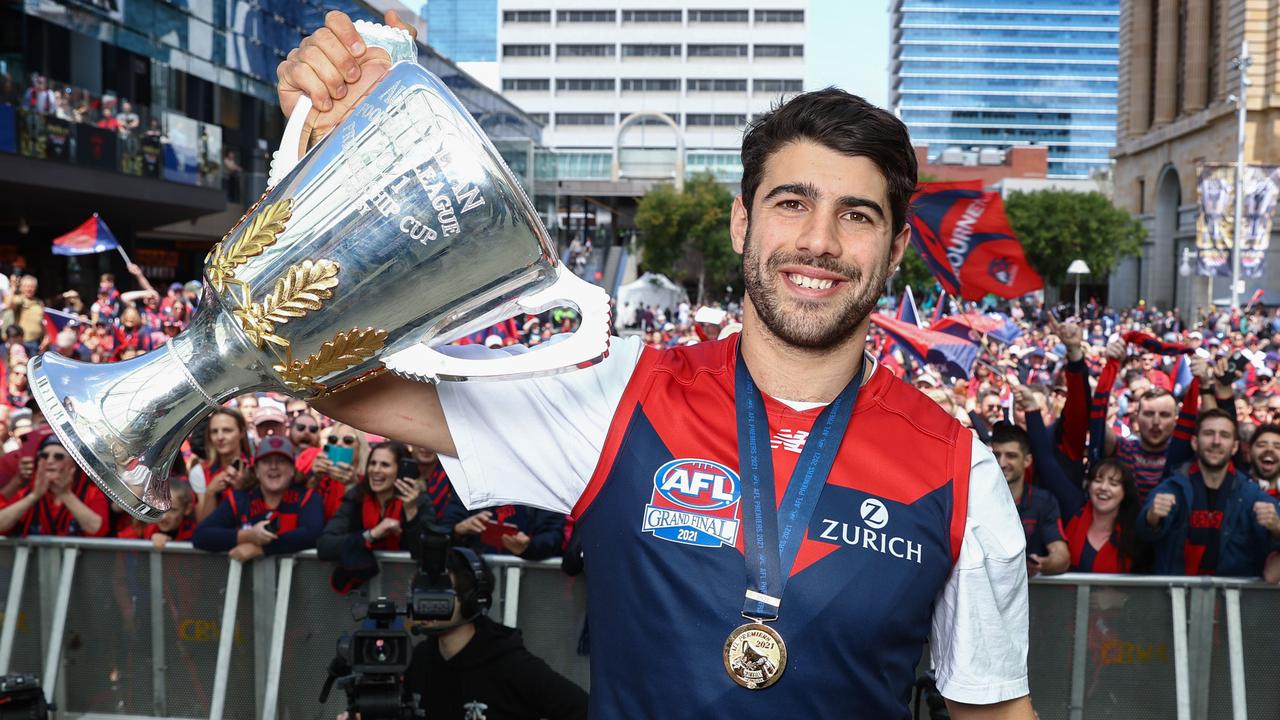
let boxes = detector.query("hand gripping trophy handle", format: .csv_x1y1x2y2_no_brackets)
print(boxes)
29,21,612,521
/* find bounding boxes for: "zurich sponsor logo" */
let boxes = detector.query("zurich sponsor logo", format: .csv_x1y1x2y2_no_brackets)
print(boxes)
860,498,889,529
653,458,739,510
643,459,741,548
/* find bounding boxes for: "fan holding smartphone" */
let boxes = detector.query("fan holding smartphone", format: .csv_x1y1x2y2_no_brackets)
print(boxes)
308,423,369,520
444,499,567,561
317,441,433,593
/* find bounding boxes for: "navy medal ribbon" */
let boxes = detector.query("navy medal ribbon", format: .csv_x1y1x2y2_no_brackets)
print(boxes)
735,349,864,621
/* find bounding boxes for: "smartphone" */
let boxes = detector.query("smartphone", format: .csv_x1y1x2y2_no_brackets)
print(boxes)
264,511,279,534
325,443,354,466
397,458,420,480
480,520,520,549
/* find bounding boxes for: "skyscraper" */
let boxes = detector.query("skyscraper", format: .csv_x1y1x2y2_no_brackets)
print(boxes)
498,2,808,182
889,0,1119,180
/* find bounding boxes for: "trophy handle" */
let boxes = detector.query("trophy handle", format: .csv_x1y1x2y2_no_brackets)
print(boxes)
382,266,613,382
268,20,418,188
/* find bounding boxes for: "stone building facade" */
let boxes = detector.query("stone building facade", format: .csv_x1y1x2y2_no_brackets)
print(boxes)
1111,0,1280,313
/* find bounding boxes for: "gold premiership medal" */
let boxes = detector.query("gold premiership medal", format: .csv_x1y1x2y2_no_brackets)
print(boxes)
723,622,787,689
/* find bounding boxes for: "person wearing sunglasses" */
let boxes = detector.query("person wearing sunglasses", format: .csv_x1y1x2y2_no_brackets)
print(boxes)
0,435,107,536
308,423,368,522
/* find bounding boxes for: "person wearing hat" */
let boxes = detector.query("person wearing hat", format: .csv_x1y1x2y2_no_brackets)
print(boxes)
252,406,288,439
193,435,323,561
318,441,430,593
0,435,108,536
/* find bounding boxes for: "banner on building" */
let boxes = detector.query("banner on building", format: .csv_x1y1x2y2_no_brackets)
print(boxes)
1196,163,1280,278
74,124,118,170
162,111,199,185
907,181,1044,301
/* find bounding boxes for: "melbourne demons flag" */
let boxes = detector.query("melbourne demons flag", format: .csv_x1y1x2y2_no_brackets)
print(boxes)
908,181,1043,300
870,312,979,379
52,214,121,256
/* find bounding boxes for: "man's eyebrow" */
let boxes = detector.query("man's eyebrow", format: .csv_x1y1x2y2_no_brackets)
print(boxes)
835,195,886,220
763,182,820,201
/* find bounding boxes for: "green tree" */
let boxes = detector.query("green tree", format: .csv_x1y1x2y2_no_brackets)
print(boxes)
1003,189,1145,287
634,172,739,302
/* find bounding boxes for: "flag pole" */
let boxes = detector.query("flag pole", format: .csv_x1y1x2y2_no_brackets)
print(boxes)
115,246,134,268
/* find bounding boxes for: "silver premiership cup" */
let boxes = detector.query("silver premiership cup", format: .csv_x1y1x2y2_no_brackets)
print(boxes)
29,23,611,521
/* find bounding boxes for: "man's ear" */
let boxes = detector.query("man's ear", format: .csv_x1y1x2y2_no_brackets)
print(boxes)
888,221,910,272
731,195,749,255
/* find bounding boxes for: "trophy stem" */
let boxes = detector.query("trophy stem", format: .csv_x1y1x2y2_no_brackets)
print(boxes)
29,301,276,521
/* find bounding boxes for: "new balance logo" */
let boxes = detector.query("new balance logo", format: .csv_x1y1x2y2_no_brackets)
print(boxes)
770,429,809,454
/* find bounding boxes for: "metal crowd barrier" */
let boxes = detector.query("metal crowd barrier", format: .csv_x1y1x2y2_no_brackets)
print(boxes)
0,536,1275,720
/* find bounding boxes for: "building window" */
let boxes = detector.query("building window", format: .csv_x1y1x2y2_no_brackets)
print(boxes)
756,9,804,23
689,9,749,23
622,10,682,22
557,44,616,58
621,78,680,92
557,78,616,92
557,10,617,23
528,113,549,125
503,10,550,23
754,45,804,58
556,113,615,126
688,78,747,92
623,112,681,125
502,78,551,91
622,44,682,58
687,44,748,58
1136,177,1145,214
687,113,747,127
503,44,550,57
753,79,803,93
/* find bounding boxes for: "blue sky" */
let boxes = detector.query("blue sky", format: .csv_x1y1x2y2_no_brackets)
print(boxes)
805,0,890,108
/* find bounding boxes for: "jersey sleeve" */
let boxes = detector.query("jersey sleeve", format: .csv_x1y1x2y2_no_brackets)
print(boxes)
434,336,644,515
188,464,207,495
931,434,1030,705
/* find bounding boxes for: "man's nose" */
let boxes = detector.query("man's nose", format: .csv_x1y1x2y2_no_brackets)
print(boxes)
794,212,842,258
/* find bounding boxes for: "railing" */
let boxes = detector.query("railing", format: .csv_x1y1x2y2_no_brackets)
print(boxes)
0,536,1275,720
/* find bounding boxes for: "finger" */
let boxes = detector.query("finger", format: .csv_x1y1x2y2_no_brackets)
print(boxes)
298,44,348,101
309,26,362,84
325,10,366,56
384,9,418,39
281,60,333,111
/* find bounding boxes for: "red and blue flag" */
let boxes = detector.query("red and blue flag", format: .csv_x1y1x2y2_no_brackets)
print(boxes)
932,311,1023,345
870,312,979,379
52,214,121,257
908,182,1044,300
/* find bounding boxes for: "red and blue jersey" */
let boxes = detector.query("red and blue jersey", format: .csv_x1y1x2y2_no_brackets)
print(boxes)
571,337,971,718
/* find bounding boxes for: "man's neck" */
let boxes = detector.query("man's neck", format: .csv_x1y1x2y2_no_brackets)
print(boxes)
437,621,476,661
739,302,868,403
1008,477,1025,504
1200,464,1229,489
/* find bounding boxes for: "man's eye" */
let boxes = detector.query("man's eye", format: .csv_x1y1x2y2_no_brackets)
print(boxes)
779,200,804,210
843,211,870,223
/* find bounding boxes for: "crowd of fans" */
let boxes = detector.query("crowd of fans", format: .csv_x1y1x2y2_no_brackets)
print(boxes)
2,261,1279,589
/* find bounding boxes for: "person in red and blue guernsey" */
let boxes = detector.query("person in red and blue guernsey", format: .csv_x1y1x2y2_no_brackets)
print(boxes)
193,436,323,562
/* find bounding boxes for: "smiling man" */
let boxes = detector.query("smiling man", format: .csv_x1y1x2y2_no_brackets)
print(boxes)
281,11,1032,719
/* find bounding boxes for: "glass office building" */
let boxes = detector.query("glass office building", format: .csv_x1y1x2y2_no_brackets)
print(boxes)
423,0,499,62
890,0,1119,179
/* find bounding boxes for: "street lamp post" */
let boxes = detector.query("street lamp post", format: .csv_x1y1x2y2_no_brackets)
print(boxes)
1229,40,1252,310
1067,259,1091,317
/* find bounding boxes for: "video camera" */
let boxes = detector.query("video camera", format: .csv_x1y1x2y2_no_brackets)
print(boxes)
320,523,491,720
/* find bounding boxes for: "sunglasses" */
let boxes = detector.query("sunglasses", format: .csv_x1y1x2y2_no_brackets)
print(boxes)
286,408,307,417
327,435,357,446
38,451,67,461
293,421,319,433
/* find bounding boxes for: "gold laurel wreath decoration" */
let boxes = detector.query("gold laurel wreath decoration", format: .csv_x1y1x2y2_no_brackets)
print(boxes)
274,328,388,394
235,258,340,350
207,197,294,305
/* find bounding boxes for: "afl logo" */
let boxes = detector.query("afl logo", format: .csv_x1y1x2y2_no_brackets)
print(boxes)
653,459,740,510
860,498,889,529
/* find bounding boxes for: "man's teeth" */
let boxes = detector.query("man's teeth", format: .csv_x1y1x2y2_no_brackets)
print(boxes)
788,273,835,290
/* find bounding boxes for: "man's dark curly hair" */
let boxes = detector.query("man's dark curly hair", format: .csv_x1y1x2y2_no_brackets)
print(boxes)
739,88,917,236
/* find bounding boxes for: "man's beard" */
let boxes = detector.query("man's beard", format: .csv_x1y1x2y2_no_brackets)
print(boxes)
1198,450,1230,472
741,225,891,350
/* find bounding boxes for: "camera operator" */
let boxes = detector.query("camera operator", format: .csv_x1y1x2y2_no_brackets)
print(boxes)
318,442,431,593
338,548,588,720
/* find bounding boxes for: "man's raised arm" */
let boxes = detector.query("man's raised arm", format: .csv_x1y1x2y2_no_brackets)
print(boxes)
312,372,456,456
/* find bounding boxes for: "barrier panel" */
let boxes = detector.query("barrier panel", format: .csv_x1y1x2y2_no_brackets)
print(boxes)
0,537,1274,720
